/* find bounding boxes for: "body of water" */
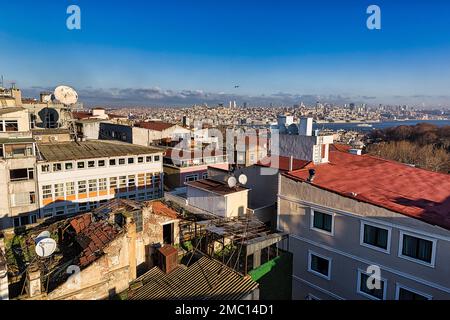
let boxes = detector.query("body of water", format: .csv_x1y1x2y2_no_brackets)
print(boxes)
313,120,450,132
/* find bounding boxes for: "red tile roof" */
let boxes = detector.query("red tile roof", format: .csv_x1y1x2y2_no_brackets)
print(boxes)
284,150,450,230
136,121,176,131
149,201,179,219
257,155,311,171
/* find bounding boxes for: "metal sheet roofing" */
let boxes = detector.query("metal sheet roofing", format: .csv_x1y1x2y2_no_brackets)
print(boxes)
285,149,450,230
37,140,162,161
127,256,258,300
186,178,249,195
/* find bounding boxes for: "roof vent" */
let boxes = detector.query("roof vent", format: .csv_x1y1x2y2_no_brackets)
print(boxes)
307,169,316,183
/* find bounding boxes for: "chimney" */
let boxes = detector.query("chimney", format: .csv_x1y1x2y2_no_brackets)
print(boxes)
289,156,294,171
26,267,42,298
307,169,316,183
299,117,313,136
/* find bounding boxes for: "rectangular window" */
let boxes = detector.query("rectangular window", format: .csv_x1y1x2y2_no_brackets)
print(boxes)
55,206,65,216
109,177,117,189
202,172,208,179
5,120,19,132
10,168,34,181
119,158,125,165
65,162,73,170
145,173,153,185
185,174,198,182
98,160,105,167
53,163,62,172
109,158,116,166
361,222,390,252
146,156,152,162
128,157,134,164
311,210,333,234
400,233,435,265
87,160,96,168
137,173,145,186
78,203,88,212
154,155,160,161
88,179,97,192
11,192,36,206
66,182,75,196
308,251,331,280
54,183,64,197
41,164,50,173
358,270,386,300
42,185,52,199
67,204,77,215
77,161,85,169
99,178,107,191
138,157,144,163
43,208,54,218
396,285,431,300
119,176,127,188
78,180,87,194
128,175,136,188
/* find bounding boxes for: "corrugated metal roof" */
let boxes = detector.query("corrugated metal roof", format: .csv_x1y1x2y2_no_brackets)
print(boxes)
37,140,163,161
127,256,258,300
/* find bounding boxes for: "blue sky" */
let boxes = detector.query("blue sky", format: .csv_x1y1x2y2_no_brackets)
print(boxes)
1,0,450,107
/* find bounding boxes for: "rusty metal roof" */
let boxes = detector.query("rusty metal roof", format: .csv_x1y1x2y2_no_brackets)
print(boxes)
127,256,258,300
37,140,163,161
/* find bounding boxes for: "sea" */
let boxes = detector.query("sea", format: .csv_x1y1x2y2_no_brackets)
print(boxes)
313,120,450,133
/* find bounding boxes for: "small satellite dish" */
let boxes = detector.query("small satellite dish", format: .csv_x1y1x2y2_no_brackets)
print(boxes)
35,238,57,258
238,174,248,185
54,85,78,105
42,94,53,103
227,176,237,188
35,230,51,243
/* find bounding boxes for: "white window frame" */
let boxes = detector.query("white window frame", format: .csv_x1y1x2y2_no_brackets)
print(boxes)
356,269,387,300
395,283,432,300
310,208,335,236
185,174,199,183
307,250,332,280
398,230,437,268
359,220,392,254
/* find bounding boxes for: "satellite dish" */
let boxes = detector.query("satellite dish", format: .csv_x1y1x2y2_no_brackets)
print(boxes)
238,174,248,185
54,85,78,105
35,230,51,243
42,94,53,103
35,238,57,258
227,176,237,188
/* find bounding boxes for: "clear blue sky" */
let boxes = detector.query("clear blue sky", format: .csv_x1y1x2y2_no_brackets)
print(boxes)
1,0,450,106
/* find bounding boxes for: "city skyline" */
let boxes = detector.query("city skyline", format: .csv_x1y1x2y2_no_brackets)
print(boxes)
1,0,450,107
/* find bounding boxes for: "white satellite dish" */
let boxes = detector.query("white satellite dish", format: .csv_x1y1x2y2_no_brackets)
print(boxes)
35,230,51,243
238,174,248,185
42,94,53,103
54,85,78,105
227,176,237,188
35,238,57,258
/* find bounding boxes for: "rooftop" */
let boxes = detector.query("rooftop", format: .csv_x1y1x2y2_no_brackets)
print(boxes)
0,107,25,116
186,178,249,196
136,121,176,132
284,149,450,230
126,256,258,300
37,140,162,162
257,155,311,171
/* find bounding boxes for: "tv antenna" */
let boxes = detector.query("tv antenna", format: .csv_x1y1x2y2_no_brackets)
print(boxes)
53,85,79,141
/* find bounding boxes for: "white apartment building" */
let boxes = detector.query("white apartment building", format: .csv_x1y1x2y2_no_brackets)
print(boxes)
36,140,164,219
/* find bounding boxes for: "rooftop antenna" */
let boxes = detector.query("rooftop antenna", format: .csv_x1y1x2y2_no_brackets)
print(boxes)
53,85,79,141
1,75,3,88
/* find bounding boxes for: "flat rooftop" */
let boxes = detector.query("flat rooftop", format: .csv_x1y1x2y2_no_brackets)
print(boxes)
186,178,249,196
37,140,163,162
284,149,450,230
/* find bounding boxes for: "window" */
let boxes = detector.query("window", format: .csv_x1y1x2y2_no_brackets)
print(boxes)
137,173,145,186
87,160,96,168
55,206,65,216
78,203,88,212
308,251,331,280
77,161,85,169
128,157,134,164
78,180,87,194
146,156,152,162
311,209,334,234
66,182,75,196
54,183,64,197
43,208,54,218
109,159,116,166
119,176,127,188
128,175,136,188
154,155,160,161
360,222,391,253
185,174,198,182
109,177,117,189
163,223,174,244
119,158,125,165
138,157,144,163
396,284,431,300
138,193,146,201
99,178,107,191
98,160,105,167
11,192,36,206
357,270,386,300
88,179,97,192
53,163,62,172
41,164,50,173
30,214,37,224
202,172,208,179
5,120,18,132
42,185,52,199
145,173,153,186
67,204,77,215
10,168,34,181
65,162,73,170
399,232,436,266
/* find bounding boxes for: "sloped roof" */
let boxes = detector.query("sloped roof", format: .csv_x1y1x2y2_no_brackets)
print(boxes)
136,121,176,131
284,150,450,230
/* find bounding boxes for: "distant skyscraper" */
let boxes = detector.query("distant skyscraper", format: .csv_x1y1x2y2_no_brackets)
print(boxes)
229,100,236,108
